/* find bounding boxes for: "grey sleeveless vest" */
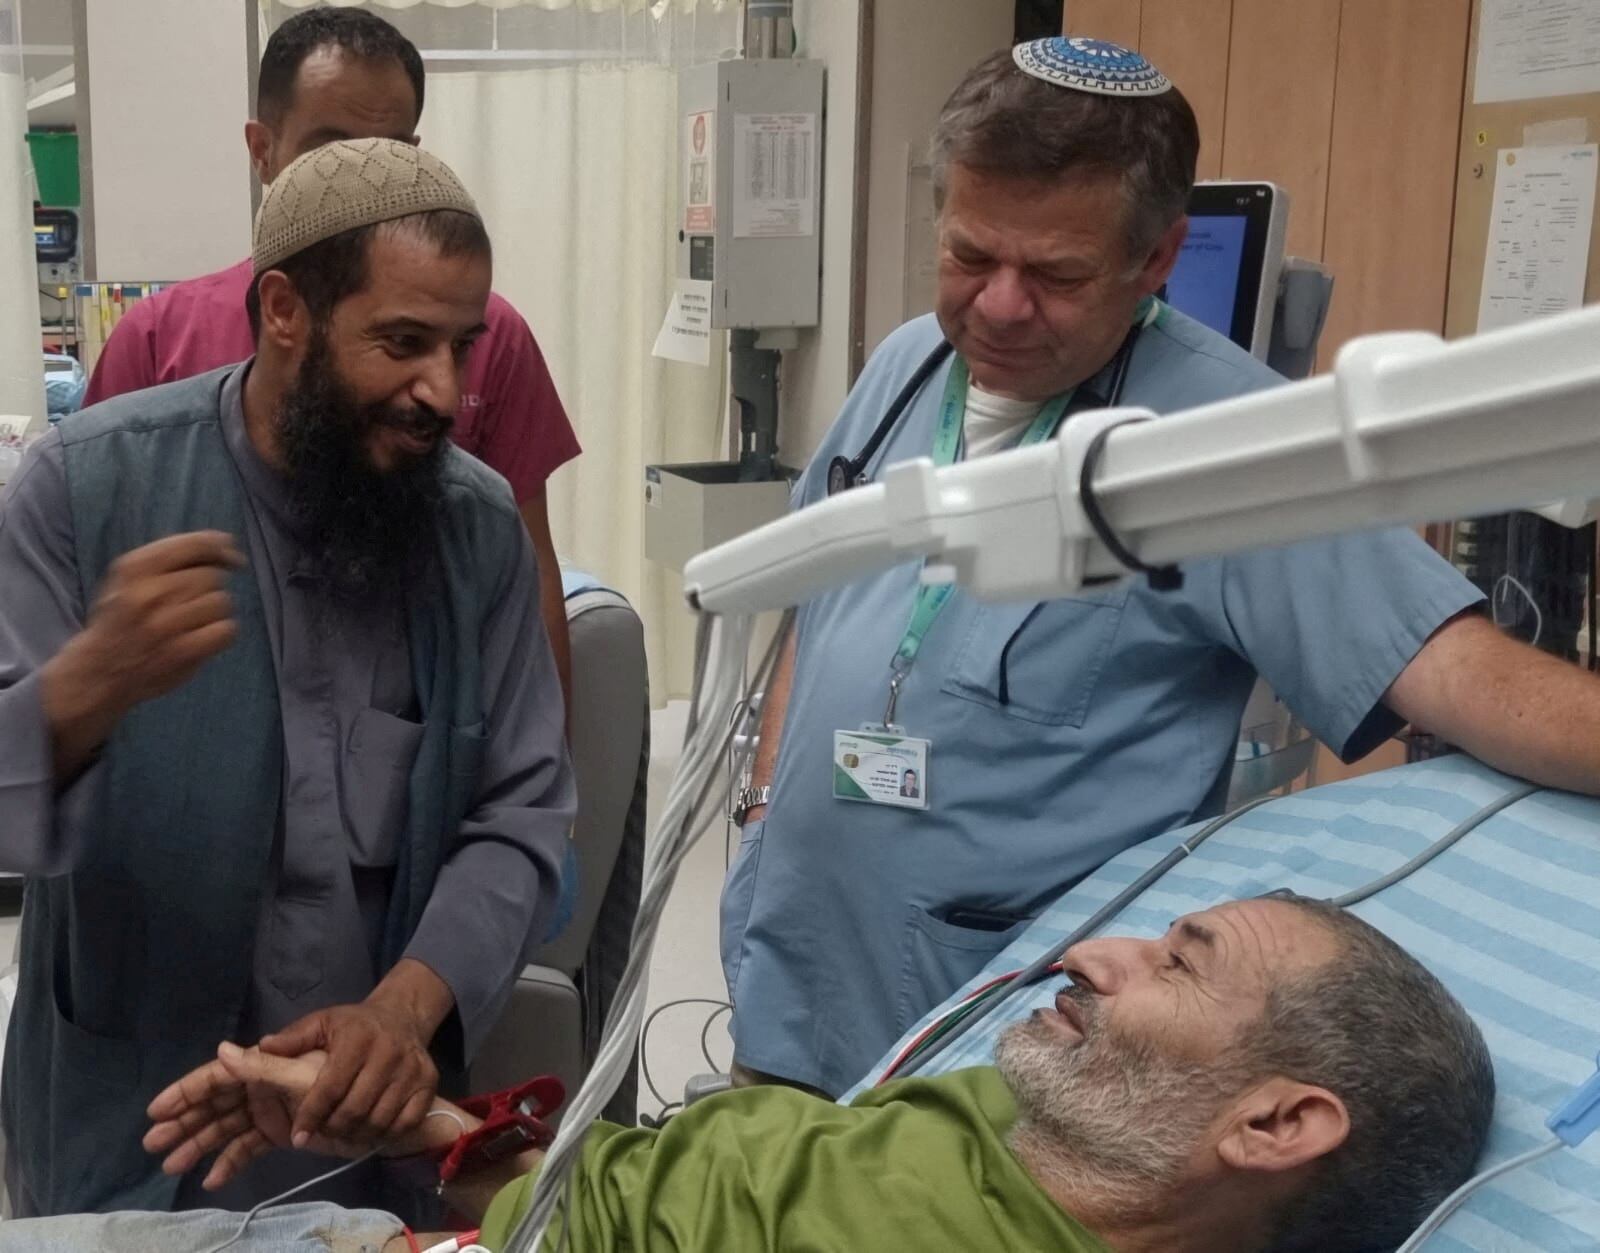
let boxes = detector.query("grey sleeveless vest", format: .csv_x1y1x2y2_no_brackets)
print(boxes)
2,367,514,1213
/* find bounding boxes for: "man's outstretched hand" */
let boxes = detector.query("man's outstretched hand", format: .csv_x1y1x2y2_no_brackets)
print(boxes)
145,1044,468,1191
256,974,446,1150
144,1046,356,1190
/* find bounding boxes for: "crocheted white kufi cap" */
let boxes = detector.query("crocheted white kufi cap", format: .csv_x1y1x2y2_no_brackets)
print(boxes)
253,137,480,273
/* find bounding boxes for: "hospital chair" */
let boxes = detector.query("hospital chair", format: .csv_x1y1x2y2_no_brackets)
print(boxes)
852,755,1600,1250
470,572,649,1126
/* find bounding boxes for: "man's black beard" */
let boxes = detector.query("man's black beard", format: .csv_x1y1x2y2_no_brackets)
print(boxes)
276,333,448,606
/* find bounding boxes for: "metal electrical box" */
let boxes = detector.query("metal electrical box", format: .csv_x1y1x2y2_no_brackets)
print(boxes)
644,462,795,573
677,58,825,330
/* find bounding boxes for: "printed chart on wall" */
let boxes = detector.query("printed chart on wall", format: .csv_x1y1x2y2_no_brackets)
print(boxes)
685,110,716,232
1478,144,1598,332
733,112,818,239
1475,0,1600,104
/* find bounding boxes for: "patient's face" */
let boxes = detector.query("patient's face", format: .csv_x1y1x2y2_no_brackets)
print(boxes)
995,900,1337,1187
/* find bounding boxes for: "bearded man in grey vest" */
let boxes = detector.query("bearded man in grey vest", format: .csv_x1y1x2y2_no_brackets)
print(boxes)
0,138,575,1216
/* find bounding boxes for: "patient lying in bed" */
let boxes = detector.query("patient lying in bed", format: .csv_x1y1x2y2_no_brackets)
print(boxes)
0,894,1492,1253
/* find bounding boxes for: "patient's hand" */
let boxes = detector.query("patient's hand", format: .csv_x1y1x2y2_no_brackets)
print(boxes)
144,1043,462,1190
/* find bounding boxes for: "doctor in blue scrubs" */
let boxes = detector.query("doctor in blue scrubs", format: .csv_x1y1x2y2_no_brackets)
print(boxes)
720,38,1600,1098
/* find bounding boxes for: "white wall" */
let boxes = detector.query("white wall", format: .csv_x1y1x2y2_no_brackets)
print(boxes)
83,0,250,280
862,0,1012,358
776,0,1013,467
777,0,863,466
2,0,45,428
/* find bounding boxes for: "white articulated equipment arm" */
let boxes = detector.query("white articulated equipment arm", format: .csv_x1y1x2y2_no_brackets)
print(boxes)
685,306,1600,614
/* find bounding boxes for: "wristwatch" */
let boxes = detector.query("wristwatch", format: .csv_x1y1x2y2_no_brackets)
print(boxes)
732,785,771,825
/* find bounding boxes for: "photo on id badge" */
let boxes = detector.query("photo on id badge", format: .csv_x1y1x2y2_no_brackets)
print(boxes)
833,730,930,810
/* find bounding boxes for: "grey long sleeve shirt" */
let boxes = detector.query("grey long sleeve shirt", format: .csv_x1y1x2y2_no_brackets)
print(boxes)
0,365,575,1067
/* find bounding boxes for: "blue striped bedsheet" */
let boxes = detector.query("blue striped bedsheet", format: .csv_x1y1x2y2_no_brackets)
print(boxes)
848,756,1600,1251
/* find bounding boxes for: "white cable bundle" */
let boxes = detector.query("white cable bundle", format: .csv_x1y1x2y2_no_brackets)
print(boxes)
1392,1139,1564,1252
502,609,779,1251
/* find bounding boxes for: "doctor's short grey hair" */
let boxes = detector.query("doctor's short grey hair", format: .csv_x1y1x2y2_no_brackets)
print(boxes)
1252,894,1495,1253
929,50,1200,262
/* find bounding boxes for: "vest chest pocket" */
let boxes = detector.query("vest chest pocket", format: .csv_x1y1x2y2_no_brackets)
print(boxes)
342,708,426,867
941,584,1131,727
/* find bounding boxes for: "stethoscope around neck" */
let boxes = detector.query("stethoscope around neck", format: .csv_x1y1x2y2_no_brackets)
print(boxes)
825,325,1142,498
824,323,1181,591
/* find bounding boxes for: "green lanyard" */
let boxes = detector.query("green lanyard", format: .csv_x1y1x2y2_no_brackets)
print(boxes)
880,358,1074,725
878,300,1159,728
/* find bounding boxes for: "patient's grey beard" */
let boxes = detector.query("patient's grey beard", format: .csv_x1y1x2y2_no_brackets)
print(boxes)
995,990,1248,1209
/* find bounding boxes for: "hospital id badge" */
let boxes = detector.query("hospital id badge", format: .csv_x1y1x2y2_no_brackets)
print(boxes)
833,729,930,810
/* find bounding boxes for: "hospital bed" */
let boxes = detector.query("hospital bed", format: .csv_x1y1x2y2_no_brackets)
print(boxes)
471,569,649,1125
845,754,1600,1251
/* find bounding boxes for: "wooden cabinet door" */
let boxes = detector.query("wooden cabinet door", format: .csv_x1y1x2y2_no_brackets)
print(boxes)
1220,0,1341,261
1320,0,1472,367
1139,0,1233,180
1064,0,1144,50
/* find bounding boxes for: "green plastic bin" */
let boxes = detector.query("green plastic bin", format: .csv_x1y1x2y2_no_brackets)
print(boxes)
26,131,79,207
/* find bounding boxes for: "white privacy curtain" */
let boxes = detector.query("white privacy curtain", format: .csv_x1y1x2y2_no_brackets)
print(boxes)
425,65,727,700
0,0,44,429
262,1,739,699
270,1,738,29
276,1,735,12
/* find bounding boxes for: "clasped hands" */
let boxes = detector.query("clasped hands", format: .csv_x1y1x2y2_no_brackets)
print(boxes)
145,963,458,1190
144,1039,474,1192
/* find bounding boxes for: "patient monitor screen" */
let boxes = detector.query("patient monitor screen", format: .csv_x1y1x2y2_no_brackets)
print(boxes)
1161,183,1279,356
1166,215,1249,343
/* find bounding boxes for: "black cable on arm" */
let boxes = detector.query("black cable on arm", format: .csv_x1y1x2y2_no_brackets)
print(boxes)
1078,417,1183,591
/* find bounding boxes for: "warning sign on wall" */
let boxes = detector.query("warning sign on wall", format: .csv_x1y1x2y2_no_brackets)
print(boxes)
685,110,716,232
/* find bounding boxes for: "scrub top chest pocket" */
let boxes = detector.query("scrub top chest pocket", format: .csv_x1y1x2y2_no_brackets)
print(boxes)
943,584,1131,727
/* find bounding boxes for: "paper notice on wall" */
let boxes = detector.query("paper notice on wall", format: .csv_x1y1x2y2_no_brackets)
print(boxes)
1478,144,1598,333
651,279,714,367
685,110,716,232
732,113,818,239
1475,0,1600,104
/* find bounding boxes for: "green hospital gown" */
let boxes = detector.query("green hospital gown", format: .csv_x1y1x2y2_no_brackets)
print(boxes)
479,1067,1112,1252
